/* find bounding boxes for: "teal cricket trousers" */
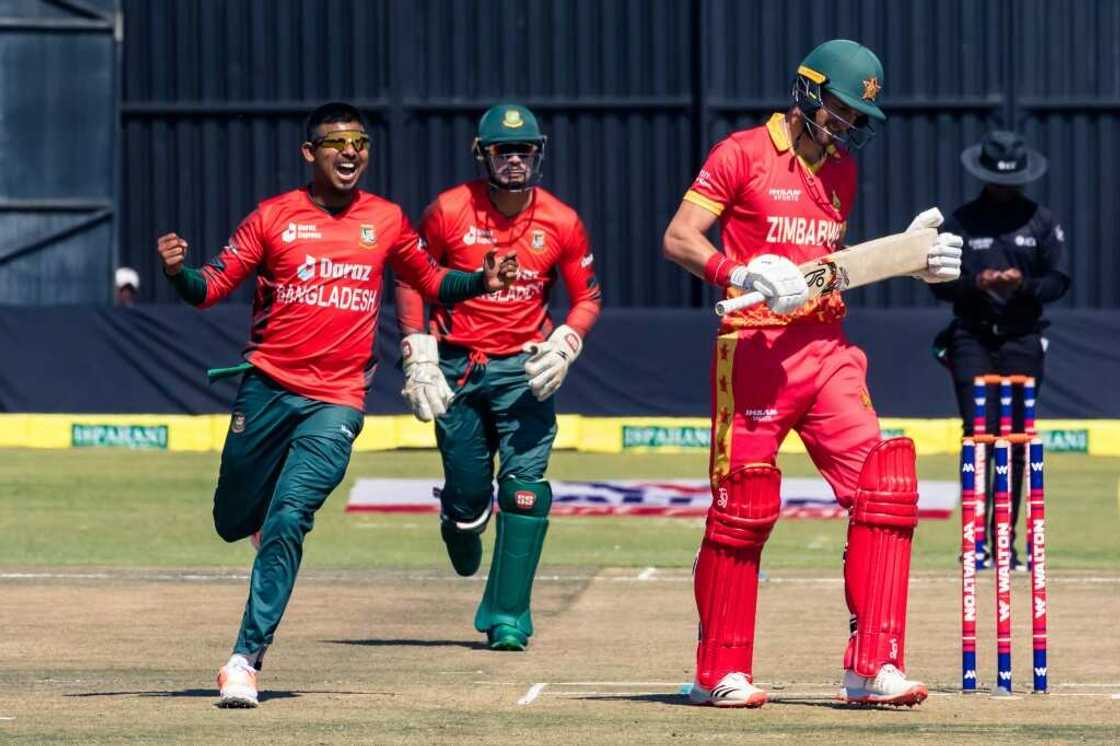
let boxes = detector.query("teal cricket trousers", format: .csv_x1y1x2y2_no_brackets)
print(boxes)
212,370,363,660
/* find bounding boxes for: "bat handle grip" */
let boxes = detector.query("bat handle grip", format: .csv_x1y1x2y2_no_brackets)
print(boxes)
714,290,765,317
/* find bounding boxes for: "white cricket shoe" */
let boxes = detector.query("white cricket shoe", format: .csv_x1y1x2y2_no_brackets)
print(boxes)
839,664,928,706
689,672,767,708
217,657,259,708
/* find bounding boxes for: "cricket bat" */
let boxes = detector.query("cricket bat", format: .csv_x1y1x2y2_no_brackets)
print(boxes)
713,228,937,317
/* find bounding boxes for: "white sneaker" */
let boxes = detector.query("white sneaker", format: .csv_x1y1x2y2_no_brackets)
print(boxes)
689,672,767,708
839,664,928,706
217,657,259,708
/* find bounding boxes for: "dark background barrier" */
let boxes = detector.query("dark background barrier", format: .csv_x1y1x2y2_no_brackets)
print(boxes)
0,305,1111,418
3,1,1118,309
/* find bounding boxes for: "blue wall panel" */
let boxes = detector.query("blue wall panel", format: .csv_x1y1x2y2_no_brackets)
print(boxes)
113,0,1118,310
0,0,118,304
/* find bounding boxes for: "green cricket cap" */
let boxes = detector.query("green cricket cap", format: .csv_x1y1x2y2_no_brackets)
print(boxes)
477,104,545,146
798,39,886,121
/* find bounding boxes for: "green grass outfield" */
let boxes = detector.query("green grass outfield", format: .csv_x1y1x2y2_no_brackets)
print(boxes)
0,448,1115,571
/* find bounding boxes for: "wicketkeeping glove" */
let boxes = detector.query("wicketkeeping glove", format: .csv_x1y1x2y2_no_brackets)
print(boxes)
907,207,964,283
400,334,454,422
522,324,583,401
730,254,810,314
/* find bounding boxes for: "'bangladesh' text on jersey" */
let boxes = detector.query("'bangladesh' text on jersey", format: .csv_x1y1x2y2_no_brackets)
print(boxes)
197,188,448,409
397,180,601,355
684,113,859,329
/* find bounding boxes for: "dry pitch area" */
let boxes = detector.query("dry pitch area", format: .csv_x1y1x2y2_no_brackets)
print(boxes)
1,565,1117,744
1,449,1117,743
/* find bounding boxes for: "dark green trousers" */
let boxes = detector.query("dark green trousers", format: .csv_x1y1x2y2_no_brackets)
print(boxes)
213,370,363,659
436,345,557,521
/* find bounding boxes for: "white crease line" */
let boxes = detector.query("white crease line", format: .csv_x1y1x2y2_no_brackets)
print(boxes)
517,682,547,705
637,567,657,581
2,571,1118,585
540,681,1120,697
0,717,14,721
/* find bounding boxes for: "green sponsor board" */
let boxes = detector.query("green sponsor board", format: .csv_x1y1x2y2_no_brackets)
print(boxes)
880,427,905,439
622,425,710,450
1040,428,1088,453
71,424,169,450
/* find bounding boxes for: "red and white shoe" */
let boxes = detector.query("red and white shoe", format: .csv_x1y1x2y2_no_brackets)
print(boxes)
217,656,259,708
839,664,928,706
689,672,767,708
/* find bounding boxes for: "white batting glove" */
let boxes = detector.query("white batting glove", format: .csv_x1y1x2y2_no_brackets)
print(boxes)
522,324,583,401
400,334,454,422
729,254,810,315
907,207,964,283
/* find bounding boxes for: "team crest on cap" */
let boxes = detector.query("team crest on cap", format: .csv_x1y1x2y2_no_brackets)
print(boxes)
359,224,377,248
531,229,546,251
502,109,524,129
861,76,881,102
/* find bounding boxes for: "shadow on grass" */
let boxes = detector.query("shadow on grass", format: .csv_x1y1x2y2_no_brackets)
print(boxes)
572,693,693,706
66,689,297,702
324,638,490,650
575,693,926,712
66,689,384,702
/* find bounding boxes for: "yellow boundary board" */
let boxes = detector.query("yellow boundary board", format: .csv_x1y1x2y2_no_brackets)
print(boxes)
0,414,1116,455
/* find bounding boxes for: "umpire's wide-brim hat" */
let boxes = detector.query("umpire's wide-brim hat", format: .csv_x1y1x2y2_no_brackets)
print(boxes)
961,130,1048,185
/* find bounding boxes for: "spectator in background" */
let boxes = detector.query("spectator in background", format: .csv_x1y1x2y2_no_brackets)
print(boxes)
931,130,1071,569
115,267,140,306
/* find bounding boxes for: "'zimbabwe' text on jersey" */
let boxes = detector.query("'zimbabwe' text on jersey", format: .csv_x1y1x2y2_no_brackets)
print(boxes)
684,113,858,329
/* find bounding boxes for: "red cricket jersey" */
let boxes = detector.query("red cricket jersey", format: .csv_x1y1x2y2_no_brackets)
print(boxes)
685,113,859,330
197,187,448,409
397,179,601,356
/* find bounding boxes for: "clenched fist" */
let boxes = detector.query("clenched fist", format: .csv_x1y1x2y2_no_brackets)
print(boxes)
483,250,519,292
157,233,189,276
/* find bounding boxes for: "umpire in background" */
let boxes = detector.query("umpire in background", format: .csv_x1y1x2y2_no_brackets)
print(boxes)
932,130,1070,569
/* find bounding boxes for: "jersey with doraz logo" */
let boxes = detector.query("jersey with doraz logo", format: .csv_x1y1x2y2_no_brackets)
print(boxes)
198,187,447,409
397,179,601,356
684,113,859,329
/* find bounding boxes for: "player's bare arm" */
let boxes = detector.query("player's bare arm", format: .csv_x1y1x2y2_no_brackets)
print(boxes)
664,201,809,315
662,201,721,278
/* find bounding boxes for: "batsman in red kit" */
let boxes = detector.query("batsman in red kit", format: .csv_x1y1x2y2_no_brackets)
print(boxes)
156,102,518,708
663,40,963,707
395,104,601,650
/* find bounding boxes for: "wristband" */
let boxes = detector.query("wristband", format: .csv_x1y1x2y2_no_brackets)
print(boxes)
703,253,734,287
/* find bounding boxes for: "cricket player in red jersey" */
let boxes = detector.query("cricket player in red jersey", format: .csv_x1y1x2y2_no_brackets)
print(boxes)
663,41,963,707
395,104,601,650
156,102,518,708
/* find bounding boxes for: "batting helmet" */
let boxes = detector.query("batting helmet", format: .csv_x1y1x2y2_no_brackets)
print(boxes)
793,39,885,149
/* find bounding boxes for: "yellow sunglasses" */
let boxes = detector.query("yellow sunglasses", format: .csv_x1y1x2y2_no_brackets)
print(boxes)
311,131,370,152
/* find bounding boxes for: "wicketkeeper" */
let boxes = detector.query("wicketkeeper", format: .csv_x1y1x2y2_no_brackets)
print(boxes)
663,40,963,707
395,104,601,651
